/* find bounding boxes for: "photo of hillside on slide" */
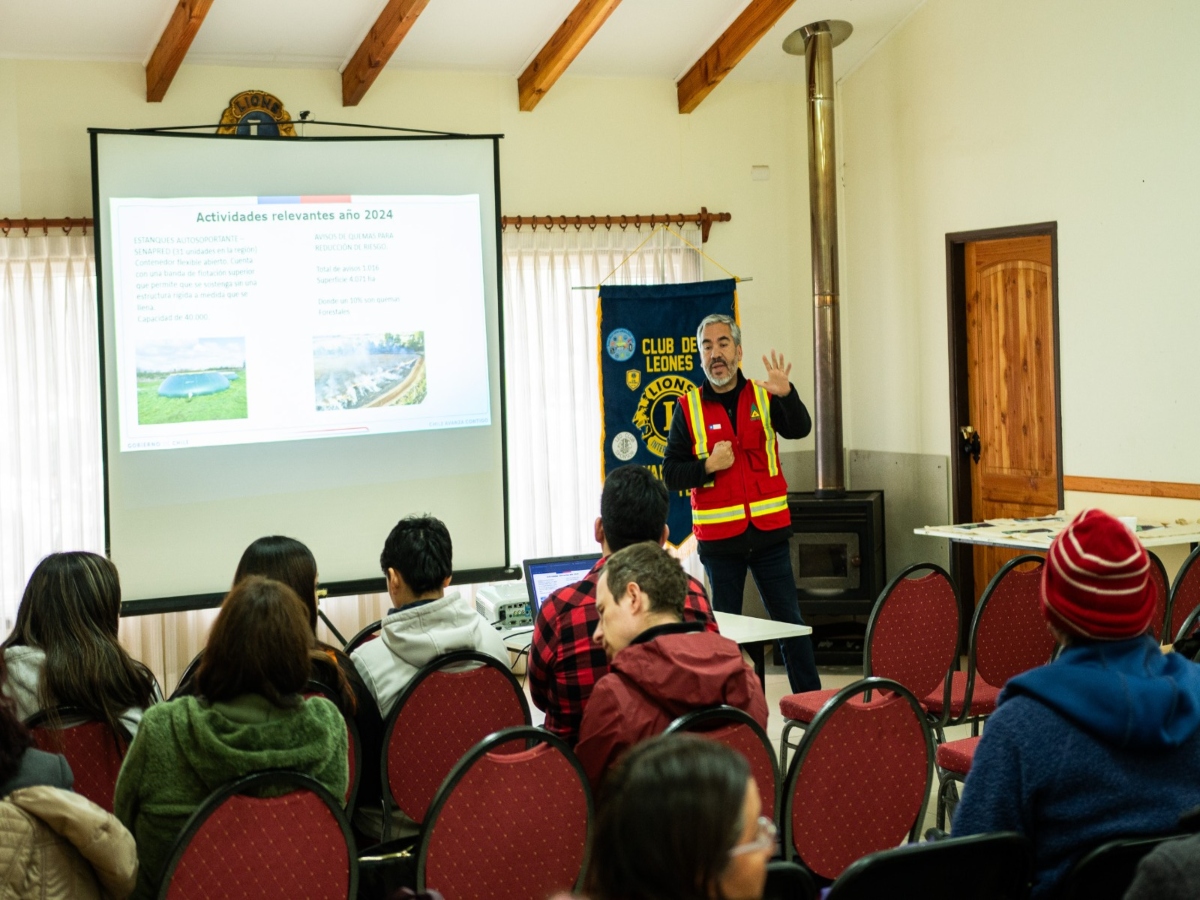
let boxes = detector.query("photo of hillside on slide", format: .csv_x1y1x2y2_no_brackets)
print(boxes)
136,337,248,424
313,332,426,411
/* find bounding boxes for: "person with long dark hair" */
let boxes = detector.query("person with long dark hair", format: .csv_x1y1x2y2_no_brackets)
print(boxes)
114,576,347,900
2,552,158,739
587,734,773,900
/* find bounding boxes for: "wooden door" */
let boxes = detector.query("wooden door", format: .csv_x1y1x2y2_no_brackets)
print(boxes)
964,235,1059,599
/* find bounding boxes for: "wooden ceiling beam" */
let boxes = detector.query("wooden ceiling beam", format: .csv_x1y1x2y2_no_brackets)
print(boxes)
517,0,623,112
145,0,214,103
342,0,432,107
677,0,797,114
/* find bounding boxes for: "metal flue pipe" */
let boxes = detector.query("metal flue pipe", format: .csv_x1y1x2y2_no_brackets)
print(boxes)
786,20,852,497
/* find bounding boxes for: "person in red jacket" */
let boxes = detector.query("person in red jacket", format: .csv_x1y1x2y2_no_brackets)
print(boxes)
574,541,768,789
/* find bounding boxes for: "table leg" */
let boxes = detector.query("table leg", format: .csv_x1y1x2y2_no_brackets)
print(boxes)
746,642,766,696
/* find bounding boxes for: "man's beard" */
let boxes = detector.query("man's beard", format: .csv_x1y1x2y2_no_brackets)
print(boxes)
704,358,737,387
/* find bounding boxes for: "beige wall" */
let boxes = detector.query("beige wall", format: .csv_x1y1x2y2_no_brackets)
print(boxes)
0,59,818,439
838,0,1200,542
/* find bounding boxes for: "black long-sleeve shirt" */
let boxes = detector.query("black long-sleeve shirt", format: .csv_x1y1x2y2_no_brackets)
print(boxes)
663,371,811,556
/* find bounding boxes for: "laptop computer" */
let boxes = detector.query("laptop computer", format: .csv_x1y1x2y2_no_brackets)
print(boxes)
521,552,603,620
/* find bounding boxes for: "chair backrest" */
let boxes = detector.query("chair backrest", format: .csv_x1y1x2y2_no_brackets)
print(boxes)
763,860,817,900
25,707,129,812
782,677,934,881
382,650,531,825
169,651,204,700
303,680,361,809
1148,552,1170,642
345,620,383,655
157,770,357,900
1058,833,1186,900
416,726,591,900
971,555,1055,690
1170,546,1200,643
825,831,1032,900
864,564,961,710
665,705,781,823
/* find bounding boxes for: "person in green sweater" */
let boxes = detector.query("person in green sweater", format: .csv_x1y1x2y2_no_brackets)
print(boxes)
114,575,349,900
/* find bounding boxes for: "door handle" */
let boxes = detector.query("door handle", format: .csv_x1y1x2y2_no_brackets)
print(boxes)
960,426,981,464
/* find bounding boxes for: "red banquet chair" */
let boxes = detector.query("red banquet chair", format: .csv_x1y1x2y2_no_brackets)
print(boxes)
25,707,130,812
303,679,362,809
415,726,592,900
1148,551,1170,642
779,563,960,769
1169,546,1200,643
933,555,1057,829
782,677,934,884
345,619,384,655
666,705,781,824
378,650,531,843
156,770,356,900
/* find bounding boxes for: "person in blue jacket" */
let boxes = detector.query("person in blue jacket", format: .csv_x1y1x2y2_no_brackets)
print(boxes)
953,509,1200,897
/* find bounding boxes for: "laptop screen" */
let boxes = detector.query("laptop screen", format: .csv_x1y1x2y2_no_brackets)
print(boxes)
522,553,602,615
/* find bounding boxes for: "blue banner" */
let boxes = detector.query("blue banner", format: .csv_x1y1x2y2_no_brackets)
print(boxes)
598,279,738,547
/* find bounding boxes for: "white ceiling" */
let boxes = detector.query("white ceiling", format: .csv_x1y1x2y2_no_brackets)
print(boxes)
0,0,924,85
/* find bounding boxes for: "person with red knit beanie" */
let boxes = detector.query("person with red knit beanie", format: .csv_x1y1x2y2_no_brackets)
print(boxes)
953,509,1200,897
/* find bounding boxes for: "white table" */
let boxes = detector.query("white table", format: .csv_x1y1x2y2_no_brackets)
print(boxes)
502,611,810,694
915,514,1200,551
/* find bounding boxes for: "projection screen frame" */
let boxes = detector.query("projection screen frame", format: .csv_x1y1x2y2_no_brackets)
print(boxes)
88,126,517,616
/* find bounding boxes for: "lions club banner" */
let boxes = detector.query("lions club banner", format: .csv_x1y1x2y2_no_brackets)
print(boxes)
598,279,737,547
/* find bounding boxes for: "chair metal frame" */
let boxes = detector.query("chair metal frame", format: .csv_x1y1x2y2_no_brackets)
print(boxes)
379,649,531,841
781,677,935,879
156,769,358,900
415,725,592,896
344,619,384,656
824,831,1032,900
1168,545,1200,643
304,679,363,811
1057,832,1188,900
665,704,781,825
780,563,960,769
168,651,205,700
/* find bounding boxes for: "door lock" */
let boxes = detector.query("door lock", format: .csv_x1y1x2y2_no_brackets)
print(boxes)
960,426,981,464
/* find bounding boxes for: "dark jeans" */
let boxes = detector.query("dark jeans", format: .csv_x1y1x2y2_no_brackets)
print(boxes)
700,540,822,694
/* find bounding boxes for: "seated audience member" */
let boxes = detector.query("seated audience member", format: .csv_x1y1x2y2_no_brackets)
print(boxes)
0,655,137,899
1124,827,1200,900
114,576,348,900
530,464,717,746
351,515,508,839
233,536,382,816
2,552,159,740
586,734,773,900
953,509,1200,897
573,542,767,788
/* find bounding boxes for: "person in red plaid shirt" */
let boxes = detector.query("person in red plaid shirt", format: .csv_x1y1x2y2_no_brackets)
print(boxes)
529,465,717,746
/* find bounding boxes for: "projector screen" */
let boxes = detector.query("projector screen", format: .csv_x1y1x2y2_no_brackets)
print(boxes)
91,130,511,609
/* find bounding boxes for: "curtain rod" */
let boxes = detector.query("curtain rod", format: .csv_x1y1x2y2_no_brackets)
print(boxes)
502,208,731,243
1,217,91,236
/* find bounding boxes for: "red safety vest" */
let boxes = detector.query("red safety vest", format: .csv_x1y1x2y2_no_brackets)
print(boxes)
676,381,791,541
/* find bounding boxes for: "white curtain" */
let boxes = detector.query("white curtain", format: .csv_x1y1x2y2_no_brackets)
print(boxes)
502,224,703,564
0,223,705,694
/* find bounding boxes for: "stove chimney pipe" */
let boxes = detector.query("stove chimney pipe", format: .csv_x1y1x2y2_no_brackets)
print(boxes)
785,20,852,497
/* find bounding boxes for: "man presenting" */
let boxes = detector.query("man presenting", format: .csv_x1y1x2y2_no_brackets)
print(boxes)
663,314,821,693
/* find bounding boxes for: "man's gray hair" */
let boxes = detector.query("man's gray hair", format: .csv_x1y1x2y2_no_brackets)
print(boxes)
696,314,741,349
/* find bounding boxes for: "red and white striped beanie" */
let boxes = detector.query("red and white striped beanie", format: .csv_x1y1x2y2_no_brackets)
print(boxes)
1040,509,1155,640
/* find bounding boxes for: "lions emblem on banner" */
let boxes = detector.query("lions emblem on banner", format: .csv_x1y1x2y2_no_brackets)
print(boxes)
597,280,738,547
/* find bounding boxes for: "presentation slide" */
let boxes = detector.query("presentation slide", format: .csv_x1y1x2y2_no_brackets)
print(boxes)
92,131,511,606
109,194,489,453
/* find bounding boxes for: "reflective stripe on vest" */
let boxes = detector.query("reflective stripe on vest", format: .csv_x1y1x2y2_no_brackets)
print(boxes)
748,495,789,518
685,388,708,459
749,382,780,478
691,503,747,525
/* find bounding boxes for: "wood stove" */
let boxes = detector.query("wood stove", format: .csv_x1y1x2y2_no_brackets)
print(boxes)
788,490,885,617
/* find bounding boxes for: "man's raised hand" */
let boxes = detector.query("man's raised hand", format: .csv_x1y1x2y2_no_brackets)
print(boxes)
754,350,792,396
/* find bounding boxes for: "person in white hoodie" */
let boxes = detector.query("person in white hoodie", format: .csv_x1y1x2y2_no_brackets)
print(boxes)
351,514,508,841
352,514,509,717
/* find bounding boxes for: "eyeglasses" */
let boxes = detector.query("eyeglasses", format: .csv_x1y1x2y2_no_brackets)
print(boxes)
728,816,777,857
